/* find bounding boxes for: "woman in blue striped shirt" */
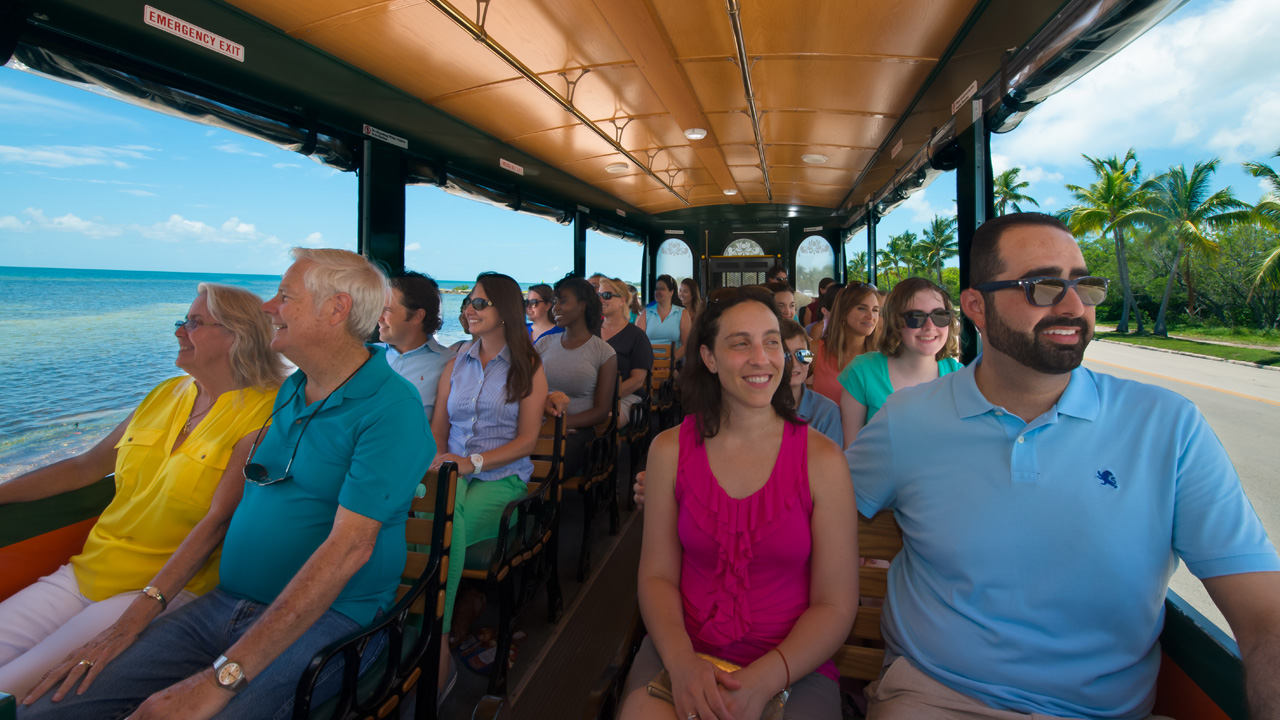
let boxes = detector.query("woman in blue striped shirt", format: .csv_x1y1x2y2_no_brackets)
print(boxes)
430,272,549,700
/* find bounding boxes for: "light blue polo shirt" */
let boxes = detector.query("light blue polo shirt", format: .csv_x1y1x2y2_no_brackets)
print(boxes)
379,337,455,421
796,385,843,447
848,358,1278,720
221,346,434,625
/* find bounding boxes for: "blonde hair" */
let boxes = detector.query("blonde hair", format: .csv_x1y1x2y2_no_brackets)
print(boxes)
289,248,388,338
600,277,632,313
878,277,960,361
198,283,288,390
821,282,880,368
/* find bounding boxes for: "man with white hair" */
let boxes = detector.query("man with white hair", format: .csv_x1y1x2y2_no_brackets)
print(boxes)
21,248,434,720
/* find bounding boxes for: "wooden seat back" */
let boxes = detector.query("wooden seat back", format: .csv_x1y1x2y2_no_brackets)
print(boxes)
833,511,903,681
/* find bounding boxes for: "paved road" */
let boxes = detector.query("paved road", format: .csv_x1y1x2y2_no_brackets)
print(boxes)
1083,341,1280,637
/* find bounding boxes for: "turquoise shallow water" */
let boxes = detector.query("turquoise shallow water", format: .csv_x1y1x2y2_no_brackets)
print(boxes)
0,266,477,481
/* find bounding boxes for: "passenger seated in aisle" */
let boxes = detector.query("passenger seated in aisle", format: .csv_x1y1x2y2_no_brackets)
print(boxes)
678,277,703,324
803,277,835,326
525,283,563,343
20,248,433,720
536,276,618,477
838,276,962,448
429,272,549,700
768,280,798,322
810,282,880,403
620,285,857,720
765,264,788,285
377,270,455,422
637,274,691,364
599,276,653,430
0,284,283,702
448,296,475,353
849,213,1280,720
780,319,842,446
628,284,643,324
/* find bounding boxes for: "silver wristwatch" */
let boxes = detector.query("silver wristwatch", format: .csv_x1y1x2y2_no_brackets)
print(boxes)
470,453,484,474
213,655,248,693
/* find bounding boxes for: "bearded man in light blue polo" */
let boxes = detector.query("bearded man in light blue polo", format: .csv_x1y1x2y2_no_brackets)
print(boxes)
849,213,1280,720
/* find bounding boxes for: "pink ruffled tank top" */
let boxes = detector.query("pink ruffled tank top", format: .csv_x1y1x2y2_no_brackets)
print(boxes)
675,415,839,683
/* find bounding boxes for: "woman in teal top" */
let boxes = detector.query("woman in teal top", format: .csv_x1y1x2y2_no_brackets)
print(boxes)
637,274,691,363
839,277,962,447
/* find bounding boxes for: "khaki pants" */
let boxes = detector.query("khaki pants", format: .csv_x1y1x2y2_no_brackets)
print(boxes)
867,657,1174,720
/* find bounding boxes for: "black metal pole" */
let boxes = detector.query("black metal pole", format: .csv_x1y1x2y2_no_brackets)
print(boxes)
955,102,994,365
357,138,405,274
866,203,878,286
572,210,588,277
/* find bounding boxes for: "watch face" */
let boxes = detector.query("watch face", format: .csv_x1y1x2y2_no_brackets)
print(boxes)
217,662,243,687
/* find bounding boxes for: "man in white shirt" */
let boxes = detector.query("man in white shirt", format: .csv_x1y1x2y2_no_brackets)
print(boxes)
377,271,455,422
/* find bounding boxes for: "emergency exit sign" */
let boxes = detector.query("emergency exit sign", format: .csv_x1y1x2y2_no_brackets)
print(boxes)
144,6,244,62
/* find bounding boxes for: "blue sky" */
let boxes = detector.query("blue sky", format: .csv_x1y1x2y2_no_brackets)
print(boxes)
0,0,1276,284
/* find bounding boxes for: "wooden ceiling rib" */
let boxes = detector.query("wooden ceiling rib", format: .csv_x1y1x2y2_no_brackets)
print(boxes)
227,0,983,214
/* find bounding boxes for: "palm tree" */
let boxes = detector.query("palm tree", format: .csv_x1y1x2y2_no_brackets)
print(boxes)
919,215,958,286
1060,150,1147,333
994,168,1040,216
1114,159,1251,336
847,251,868,283
1243,148,1280,295
882,232,917,283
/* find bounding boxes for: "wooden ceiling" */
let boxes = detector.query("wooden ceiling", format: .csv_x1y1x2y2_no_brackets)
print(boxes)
227,0,980,215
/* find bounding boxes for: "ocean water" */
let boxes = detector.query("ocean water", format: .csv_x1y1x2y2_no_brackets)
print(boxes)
0,266,480,481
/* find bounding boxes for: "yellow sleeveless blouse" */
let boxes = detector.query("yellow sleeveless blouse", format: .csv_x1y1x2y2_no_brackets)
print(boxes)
71,376,275,601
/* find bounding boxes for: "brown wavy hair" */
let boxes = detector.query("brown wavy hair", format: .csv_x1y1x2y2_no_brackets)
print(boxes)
878,277,960,361
820,281,880,367
680,285,798,440
475,272,542,402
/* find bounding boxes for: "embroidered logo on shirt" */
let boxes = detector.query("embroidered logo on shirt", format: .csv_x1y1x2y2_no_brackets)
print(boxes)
1096,470,1118,489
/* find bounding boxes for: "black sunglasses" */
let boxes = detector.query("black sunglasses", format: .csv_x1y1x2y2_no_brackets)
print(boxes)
971,276,1109,307
462,297,495,311
788,349,814,365
598,292,619,301
242,383,304,487
902,309,953,329
524,298,552,309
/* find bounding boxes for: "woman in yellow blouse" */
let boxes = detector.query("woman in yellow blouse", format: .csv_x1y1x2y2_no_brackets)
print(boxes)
0,283,286,701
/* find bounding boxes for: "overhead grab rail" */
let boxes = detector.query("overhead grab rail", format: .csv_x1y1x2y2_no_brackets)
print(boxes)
725,0,772,203
423,0,690,207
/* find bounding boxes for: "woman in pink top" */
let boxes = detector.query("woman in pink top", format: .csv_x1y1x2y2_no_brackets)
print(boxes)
620,286,858,720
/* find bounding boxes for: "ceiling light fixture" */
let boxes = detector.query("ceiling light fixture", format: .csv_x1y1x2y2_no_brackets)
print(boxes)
683,128,708,140
723,189,738,195
801,154,829,164
605,162,630,173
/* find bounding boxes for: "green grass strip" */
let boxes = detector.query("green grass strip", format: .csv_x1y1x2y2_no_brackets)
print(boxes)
1098,332,1280,366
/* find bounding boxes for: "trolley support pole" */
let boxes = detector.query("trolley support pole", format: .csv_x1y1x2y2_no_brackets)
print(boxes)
573,210,588,277
831,231,846,286
358,139,405,274
866,202,878,286
955,100,995,365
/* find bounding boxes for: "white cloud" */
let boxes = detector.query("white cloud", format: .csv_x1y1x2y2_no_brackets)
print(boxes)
897,186,957,224
221,217,256,236
997,0,1280,167
21,208,122,238
273,162,302,169
299,232,324,247
0,86,138,127
0,144,154,168
405,242,422,251
120,189,156,197
213,143,266,158
0,215,29,231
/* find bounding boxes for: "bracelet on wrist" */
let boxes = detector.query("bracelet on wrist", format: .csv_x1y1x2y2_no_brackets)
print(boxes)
142,585,167,611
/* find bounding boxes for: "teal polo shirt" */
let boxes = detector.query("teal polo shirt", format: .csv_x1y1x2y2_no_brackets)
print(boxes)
848,358,1278,720
220,346,433,625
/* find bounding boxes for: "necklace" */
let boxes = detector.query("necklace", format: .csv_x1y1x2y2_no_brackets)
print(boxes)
183,393,215,435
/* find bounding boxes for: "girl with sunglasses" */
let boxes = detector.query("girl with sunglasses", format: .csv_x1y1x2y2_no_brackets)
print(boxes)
430,272,549,695
780,319,843,447
524,283,563,343
837,277,962,447
620,286,857,720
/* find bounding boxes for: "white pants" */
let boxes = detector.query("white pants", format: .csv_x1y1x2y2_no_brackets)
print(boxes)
0,563,195,697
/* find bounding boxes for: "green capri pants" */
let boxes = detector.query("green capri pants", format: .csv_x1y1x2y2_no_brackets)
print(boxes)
428,474,528,632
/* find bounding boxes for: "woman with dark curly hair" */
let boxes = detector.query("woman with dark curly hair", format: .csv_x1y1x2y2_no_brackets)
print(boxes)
620,285,857,720
537,276,618,477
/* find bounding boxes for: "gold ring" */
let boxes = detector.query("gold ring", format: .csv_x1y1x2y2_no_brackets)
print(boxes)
77,660,94,669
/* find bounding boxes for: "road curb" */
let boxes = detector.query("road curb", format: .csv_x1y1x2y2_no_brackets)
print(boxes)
1094,338,1280,373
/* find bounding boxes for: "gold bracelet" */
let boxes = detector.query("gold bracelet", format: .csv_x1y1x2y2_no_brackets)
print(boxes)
142,585,167,611
771,647,790,690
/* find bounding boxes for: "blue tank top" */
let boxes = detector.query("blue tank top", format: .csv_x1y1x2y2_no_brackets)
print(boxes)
645,303,684,349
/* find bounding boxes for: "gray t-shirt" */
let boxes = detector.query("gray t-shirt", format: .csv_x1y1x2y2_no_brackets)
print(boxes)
535,333,616,415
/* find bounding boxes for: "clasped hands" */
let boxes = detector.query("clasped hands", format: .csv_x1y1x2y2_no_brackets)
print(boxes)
670,653,775,720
